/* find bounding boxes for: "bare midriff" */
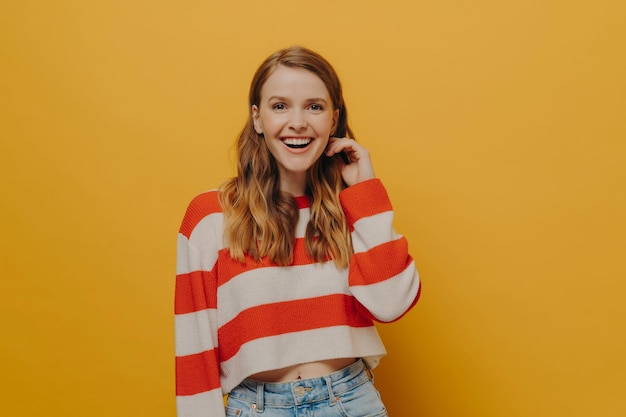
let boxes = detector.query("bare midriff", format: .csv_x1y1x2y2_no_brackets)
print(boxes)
249,358,357,383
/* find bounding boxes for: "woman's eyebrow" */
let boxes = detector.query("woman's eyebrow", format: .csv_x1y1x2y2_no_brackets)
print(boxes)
306,97,329,104
266,96,329,104
267,96,288,102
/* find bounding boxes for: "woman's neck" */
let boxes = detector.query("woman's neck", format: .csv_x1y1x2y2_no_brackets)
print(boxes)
279,172,307,197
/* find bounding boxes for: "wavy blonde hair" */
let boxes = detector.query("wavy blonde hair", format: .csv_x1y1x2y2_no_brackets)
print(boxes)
219,46,355,268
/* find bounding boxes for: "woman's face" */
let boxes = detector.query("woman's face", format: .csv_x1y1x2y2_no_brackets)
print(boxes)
252,66,338,194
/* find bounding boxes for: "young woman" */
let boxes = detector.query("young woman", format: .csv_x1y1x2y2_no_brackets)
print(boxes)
175,46,420,417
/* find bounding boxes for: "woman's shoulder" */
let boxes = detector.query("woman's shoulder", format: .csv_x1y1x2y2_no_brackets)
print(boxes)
179,189,224,237
186,189,223,213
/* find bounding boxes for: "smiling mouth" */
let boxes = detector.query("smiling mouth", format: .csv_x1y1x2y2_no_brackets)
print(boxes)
282,137,312,149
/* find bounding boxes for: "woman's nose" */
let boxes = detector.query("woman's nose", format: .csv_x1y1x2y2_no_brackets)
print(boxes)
288,110,307,130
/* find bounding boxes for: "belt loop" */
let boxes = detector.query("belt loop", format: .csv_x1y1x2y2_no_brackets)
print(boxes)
362,359,375,383
324,376,337,406
255,382,265,412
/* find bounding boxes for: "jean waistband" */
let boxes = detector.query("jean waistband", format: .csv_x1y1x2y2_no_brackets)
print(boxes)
229,359,373,410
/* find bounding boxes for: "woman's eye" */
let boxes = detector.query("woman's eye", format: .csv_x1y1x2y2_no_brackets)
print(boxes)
272,103,286,110
309,104,323,111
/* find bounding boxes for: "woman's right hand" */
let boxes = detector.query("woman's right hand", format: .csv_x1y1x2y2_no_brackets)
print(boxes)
325,137,376,186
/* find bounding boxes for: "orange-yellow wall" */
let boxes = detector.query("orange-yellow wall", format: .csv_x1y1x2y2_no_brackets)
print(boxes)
1,1,625,416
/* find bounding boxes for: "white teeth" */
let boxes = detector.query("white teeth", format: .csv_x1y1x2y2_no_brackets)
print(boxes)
283,138,311,146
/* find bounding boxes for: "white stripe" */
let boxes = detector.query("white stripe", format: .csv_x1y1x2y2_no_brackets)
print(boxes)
219,325,386,393
188,212,224,269
295,206,309,238
176,389,226,417
179,208,309,275
175,309,218,356
177,213,224,275
351,211,400,253
217,262,349,325
351,260,420,322
176,234,194,275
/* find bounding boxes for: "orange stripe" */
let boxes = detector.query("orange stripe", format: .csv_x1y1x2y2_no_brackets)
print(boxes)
176,349,221,395
175,269,218,314
294,195,311,209
340,179,392,226
180,192,310,238
179,191,222,238
217,238,325,286
349,238,413,286
218,294,373,361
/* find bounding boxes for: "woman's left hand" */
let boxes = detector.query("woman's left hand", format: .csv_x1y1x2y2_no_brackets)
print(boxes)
325,137,375,186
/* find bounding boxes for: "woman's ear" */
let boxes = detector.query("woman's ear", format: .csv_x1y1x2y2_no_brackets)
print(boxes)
330,108,339,136
252,105,263,135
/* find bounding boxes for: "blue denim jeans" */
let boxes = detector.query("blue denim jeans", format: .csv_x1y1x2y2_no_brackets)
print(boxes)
226,359,388,417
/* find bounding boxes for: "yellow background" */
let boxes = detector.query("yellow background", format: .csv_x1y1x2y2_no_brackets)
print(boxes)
1,1,625,416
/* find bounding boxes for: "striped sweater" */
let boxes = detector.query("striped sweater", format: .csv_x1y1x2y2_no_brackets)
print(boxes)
175,178,420,417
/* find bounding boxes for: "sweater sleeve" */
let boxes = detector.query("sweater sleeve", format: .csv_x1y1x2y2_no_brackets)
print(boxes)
175,193,225,417
339,179,421,323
